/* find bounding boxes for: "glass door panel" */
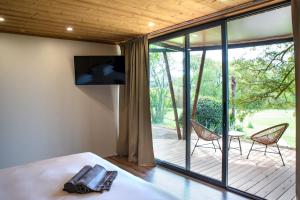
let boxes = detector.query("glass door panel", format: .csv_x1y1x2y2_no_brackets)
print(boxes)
149,36,186,168
188,26,223,181
149,5,295,199
227,6,296,199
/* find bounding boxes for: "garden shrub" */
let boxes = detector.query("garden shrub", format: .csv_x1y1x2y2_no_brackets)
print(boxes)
247,122,254,129
150,88,169,123
234,124,243,132
180,96,223,135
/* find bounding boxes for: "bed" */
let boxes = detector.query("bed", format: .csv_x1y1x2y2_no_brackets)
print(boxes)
0,152,178,200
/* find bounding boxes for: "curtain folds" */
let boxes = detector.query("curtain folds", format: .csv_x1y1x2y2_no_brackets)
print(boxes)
291,0,300,198
117,36,155,166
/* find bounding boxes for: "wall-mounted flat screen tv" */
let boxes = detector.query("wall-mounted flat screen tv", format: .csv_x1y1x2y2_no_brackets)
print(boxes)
74,56,125,85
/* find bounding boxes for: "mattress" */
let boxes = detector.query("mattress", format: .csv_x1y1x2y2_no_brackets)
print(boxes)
0,152,178,200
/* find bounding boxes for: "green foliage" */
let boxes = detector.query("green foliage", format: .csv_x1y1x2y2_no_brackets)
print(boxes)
230,43,295,112
189,52,223,135
190,52,222,100
236,110,249,123
150,44,295,117
229,113,235,127
195,97,223,135
150,50,223,125
149,42,295,147
247,122,254,129
150,88,169,123
149,52,169,123
234,124,243,132
179,96,222,135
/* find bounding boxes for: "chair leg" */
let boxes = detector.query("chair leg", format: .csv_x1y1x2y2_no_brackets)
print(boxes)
276,143,285,166
216,139,222,152
212,140,216,152
238,137,242,155
264,145,267,156
247,141,254,159
228,136,232,151
191,138,199,156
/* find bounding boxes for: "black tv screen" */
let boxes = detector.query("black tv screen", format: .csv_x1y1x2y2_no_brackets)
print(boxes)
74,56,125,85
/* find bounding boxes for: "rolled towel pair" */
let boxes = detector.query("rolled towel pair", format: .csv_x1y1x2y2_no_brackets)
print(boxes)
63,165,118,194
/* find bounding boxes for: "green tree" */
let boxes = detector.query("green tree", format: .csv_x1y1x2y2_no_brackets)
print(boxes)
149,52,170,123
190,52,222,101
231,43,295,114
179,96,223,134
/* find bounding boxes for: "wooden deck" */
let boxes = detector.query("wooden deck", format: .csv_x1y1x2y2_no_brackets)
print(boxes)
106,156,247,200
153,127,296,200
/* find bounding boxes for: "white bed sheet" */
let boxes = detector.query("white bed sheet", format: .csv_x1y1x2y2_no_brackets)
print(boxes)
0,152,178,200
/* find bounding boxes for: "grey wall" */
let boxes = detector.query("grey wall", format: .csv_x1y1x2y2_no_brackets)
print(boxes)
0,33,120,168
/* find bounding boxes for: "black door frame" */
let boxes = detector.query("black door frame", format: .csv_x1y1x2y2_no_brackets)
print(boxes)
150,19,226,188
149,1,292,200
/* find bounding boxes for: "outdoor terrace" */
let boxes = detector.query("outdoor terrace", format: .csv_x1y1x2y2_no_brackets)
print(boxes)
153,126,296,200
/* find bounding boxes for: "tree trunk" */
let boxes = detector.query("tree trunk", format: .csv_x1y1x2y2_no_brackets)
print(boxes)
231,75,236,126
190,50,206,135
163,52,182,140
191,50,206,120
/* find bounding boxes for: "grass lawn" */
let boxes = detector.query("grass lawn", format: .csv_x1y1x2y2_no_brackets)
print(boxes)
244,109,295,148
153,108,296,148
155,108,183,129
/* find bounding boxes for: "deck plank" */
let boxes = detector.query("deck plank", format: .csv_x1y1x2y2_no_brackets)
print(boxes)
265,174,295,200
255,169,295,198
153,131,296,200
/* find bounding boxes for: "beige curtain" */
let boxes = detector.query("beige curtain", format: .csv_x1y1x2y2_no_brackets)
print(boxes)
117,36,155,166
291,0,300,198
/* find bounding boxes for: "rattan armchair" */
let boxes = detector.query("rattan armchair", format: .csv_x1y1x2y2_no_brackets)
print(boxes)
246,123,289,166
191,120,221,155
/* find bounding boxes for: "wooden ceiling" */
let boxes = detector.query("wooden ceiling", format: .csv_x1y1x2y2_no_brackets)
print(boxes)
0,0,284,44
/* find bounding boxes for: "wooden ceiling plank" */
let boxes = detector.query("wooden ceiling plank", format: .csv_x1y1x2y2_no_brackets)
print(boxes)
0,7,144,34
0,1,153,34
0,24,122,42
0,9,137,38
82,0,188,22
1,22,129,41
55,0,179,24
42,0,172,30
0,27,117,43
0,0,286,43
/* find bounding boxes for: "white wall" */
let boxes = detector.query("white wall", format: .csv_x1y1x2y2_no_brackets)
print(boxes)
0,33,120,168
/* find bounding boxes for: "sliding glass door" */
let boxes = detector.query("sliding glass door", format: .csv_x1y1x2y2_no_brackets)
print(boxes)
188,25,223,181
149,3,295,199
149,22,226,184
149,35,186,169
227,5,295,200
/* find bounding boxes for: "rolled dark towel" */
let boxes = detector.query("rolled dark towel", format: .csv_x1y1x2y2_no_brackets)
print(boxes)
94,170,118,192
76,165,107,193
63,164,118,194
76,183,91,194
63,165,92,193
